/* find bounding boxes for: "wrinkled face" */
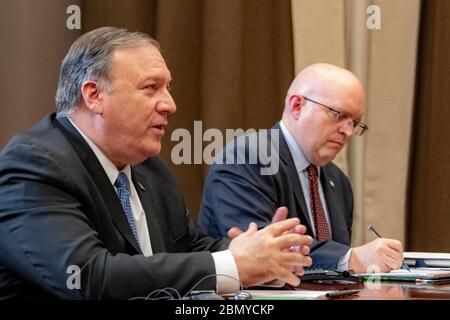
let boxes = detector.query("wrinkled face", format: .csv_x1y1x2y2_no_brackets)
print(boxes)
292,82,364,166
99,44,176,166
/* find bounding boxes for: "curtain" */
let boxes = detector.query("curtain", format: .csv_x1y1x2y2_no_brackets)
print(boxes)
291,0,420,246
407,0,450,252
0,0,81,147
82,0,295,217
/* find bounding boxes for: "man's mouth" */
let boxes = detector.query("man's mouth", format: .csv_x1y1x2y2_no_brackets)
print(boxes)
150,123,167,134
329,140,344,147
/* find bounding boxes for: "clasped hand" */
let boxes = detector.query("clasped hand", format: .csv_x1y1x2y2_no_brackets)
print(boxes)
227,207,312,287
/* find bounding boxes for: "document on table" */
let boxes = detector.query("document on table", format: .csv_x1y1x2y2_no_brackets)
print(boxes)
246,289,334,300
403,252,450,268
359,268,450,282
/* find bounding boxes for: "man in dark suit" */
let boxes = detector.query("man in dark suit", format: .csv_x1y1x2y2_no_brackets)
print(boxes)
0,27,313,299
199,63,404,272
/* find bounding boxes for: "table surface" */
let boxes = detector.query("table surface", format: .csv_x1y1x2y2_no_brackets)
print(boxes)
298,281,450,300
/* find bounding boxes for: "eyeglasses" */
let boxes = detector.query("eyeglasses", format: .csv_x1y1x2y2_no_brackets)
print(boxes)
303,96,368,136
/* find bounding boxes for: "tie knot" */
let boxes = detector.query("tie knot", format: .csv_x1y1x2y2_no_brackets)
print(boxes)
115,172,130,191
307,164,318,179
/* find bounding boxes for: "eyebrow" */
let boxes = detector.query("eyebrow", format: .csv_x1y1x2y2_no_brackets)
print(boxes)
140,75,172,83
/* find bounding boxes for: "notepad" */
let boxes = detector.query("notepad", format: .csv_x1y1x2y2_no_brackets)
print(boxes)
403,252,450,268
360,268,450,283
245,289,334,300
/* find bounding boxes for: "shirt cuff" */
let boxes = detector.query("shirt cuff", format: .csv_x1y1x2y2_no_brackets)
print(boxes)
336,248,352,270
211,250,240,294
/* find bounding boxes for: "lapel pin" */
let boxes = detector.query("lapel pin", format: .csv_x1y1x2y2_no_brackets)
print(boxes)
137,182,146,192
329,180,335,188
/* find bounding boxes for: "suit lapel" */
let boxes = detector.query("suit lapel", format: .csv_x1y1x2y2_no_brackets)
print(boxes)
56,117,142,253
131,166,166,253
320,165,345,241
273,123,312,230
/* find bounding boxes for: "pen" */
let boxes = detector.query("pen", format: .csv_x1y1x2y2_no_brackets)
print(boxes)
325,289,359,298
367,224,411,272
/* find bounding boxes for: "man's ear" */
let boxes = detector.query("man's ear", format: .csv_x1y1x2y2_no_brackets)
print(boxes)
289,95,306,120
81,80,104,114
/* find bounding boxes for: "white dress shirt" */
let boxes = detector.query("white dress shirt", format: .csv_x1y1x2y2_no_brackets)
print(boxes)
68,117,239,293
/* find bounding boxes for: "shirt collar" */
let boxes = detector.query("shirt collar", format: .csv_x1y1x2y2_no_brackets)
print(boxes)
279,120,318,174
67,117,131,185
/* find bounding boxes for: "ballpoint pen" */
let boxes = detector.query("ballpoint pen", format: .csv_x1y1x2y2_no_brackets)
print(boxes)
367,224,411,272
325,289,359,298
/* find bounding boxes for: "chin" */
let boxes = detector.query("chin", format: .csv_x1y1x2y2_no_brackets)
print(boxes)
317,153,337,166
145,143,162,158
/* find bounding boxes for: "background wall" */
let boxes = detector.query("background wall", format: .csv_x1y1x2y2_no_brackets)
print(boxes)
0,0,81,147
1,0,449,251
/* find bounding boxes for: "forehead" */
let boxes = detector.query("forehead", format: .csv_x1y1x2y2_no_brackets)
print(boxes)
110,44,171,82
315,79,365,119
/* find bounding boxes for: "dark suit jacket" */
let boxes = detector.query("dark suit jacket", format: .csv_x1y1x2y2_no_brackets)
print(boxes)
0,114,229,299
198,122,353,270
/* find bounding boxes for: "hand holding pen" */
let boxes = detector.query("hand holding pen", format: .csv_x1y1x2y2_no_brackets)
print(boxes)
368,224,411,272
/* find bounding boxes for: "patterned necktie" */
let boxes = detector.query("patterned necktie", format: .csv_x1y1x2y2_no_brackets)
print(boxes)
306,164,331,241
114,172,140,246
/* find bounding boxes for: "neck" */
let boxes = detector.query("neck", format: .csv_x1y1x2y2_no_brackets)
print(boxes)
69,110,127,170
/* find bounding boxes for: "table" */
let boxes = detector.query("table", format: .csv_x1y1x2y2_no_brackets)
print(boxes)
299,281,450,299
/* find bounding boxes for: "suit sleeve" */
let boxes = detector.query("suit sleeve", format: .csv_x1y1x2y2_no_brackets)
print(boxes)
199,158,280,238
0,143,228,299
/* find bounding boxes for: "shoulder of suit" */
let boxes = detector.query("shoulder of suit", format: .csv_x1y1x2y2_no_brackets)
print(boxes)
1,114,71,159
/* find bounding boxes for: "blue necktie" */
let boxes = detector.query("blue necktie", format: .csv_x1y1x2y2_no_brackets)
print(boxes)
114,172,140,246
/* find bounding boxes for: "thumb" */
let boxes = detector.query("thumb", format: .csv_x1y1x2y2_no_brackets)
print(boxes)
271,206,289,224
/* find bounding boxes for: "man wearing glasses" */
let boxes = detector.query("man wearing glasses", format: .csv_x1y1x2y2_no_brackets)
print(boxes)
198,63,404,273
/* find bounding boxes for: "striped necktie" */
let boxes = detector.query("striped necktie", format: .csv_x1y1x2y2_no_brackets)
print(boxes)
114,172,140,246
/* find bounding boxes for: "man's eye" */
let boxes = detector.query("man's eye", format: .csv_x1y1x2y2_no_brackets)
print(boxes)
166,83,172,92
145,84,157,90
336,113,348,122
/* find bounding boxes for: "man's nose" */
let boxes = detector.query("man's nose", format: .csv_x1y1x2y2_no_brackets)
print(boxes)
157,93,177,115
339,120,354,137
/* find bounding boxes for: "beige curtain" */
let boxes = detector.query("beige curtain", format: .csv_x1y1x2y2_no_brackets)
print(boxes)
291,0,420,246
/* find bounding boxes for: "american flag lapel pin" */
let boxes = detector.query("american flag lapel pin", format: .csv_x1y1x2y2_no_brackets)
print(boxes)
137,181,146,192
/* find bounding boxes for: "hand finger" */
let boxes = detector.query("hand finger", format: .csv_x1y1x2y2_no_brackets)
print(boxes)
288,245,310,256
382,255,402,271
384,239,403,253
293,265,305,276
275,234,313,250
292,224,307,235
227,227,243,239
263,218,300,237
279,270,301,287
300,245,310,256
271,206,288,223
280,251,313,267
383,246,404,263
245,222,258,234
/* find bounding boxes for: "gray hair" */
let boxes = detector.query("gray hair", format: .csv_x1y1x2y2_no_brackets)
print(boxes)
55,26,159,117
